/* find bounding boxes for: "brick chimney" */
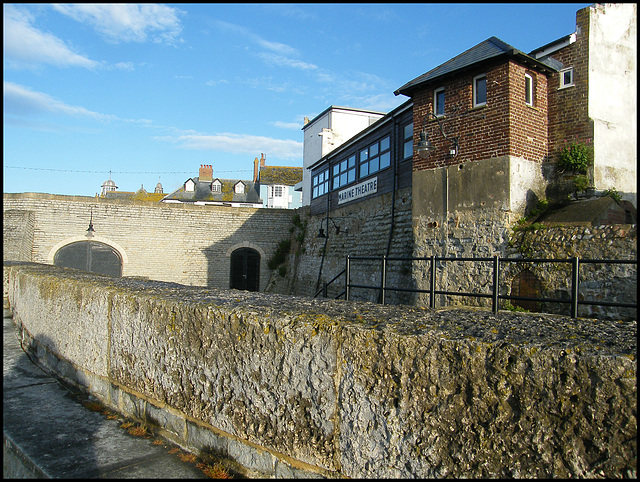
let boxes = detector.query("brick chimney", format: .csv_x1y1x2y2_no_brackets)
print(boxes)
199,164,213,182
253,157,259,182
260,153,266,169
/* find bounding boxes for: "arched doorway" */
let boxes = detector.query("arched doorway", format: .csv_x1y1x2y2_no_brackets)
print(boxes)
54,241,122,277
510,269,541,312
230,248,260,291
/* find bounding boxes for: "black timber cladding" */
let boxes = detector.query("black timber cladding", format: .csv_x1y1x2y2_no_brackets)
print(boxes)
309,100,413,216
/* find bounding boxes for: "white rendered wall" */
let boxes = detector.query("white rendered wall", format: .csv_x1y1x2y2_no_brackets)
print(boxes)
301,108,384,205
588,3,637,204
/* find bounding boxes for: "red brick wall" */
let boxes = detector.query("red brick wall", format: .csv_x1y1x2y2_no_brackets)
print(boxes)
546,7,593,158
412,59,549,172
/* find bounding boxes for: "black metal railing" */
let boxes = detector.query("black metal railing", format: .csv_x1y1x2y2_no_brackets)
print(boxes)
317,255,637,319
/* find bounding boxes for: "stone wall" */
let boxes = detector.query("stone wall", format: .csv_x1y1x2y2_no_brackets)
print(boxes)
3,193,297,291
4,262,636,478
269,188,414,304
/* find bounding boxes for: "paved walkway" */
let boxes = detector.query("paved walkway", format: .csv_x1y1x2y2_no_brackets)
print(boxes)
3,313,215,478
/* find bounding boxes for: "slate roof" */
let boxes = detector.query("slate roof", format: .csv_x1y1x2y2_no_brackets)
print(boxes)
162,177,262,205
394,36,558,97
258,166,303,186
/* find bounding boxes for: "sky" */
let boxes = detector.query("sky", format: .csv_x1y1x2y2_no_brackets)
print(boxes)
3,3,590,197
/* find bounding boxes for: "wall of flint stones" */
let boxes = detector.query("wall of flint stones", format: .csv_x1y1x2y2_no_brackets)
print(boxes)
4,262,636,478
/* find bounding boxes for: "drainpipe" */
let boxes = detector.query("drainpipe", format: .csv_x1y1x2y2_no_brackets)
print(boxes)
379,113,400,303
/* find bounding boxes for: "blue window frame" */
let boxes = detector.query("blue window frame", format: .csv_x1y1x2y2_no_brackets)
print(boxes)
332,154,357,190
312,169,329,199
359,135,391,179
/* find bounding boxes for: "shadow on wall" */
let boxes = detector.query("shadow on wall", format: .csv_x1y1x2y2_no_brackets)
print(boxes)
202,208,297,291
3,320,102,478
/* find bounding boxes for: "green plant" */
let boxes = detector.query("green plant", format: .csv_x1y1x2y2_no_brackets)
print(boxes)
267,238,291,270
503,301,529,313
278,265,287,277
557,137,593,174
573,174,591,192
603,188,622,203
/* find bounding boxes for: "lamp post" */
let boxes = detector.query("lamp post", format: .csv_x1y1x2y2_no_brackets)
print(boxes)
86,208,95,238
416,111,459,158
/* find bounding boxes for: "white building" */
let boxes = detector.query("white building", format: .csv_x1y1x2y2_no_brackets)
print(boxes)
298,106,385,206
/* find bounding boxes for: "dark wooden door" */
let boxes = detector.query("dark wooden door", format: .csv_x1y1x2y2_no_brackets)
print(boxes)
230,248,260,291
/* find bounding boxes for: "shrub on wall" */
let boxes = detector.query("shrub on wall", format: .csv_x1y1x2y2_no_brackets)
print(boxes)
556,137,593,174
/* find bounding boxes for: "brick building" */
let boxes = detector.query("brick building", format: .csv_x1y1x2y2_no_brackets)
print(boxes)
308,3,636,221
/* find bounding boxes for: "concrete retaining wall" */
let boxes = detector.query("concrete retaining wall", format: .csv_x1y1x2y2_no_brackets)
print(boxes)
4,262,637,478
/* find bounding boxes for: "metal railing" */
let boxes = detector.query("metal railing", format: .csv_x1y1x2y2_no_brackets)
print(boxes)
317,255,637,319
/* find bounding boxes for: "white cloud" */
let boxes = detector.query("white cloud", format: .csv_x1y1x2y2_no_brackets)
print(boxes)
257,52,318,71
171,133,302,159
3,81,115,121
3,81,154,126
273,120,303,130
3,4,98,69
51,3,184,44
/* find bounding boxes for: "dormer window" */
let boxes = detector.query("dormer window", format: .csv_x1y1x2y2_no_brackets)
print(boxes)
185,179,196,192
234,182,245,194
211,179,222,192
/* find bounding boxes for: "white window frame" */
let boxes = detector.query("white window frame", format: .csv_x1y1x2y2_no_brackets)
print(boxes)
473,73,487,108
434,87,445,117
234,182,245,194
525,73,534,106
185,179,195,192
559,68,574,89
211,180,221,192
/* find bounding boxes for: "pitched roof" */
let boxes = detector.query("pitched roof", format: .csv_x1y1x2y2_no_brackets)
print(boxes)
162,177,262,204
394,36,557,97
259,166,303,186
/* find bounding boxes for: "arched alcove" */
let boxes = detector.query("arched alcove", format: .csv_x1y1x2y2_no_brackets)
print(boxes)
53,240,122,277
510,269,542,312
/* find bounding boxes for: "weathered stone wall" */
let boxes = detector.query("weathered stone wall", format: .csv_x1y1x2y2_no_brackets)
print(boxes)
409,205,636,321
3,193,296,291
4,262,636,478
270,188,414,304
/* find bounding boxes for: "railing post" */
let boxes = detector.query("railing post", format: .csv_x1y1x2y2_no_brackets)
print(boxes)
345,255,351,301
492,254,500,313
430,255,436,308
571,256,580,318
380,255,387,305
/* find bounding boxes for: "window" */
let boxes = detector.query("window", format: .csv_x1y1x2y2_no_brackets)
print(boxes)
211,180,221,192
234,182,245,194
332,154,356,189
434,87,445,116
403,122,413,160
525,73,534,106
359,135,391,178
559,68,574,89
473,74,487,107
185,179,195,192
271,185,284,197
312,169,329,198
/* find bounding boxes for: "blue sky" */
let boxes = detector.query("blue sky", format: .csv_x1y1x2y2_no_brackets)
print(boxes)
3,3,589,197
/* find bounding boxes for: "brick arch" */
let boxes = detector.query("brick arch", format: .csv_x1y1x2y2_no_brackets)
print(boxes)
510,268,542,312
225,242,266,259
48,235,128,268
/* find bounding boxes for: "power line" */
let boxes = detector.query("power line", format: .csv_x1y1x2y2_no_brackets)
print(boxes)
4,166,252,174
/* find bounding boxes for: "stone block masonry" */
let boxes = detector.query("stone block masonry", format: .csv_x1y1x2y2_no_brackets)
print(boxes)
4,262,636,478
3,193,297,291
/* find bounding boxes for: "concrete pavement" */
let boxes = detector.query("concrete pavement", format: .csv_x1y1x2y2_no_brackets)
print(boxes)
3,312,220,478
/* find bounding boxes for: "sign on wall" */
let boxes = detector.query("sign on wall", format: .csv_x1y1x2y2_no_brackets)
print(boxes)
338,177,378,204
